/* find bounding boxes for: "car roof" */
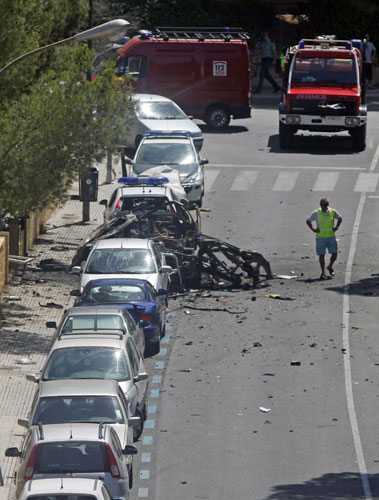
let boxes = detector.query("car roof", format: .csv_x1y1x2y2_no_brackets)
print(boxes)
23,477,102,495
65,306,128,316
119,186,172,196
134,93,173,103
32,422,111,442
50,336,125,350
39,379,120,398
141,137,192,145
84,278,149,288
93,238,151,250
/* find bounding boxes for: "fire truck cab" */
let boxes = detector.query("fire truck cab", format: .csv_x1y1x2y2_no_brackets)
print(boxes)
279,36,367,151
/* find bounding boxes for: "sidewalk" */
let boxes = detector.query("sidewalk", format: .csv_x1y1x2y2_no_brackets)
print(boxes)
0,158,121,499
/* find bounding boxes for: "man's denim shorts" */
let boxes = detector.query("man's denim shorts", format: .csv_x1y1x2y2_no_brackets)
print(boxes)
316,236,338,255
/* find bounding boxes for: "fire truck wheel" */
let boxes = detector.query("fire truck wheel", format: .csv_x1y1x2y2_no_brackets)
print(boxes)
205,105,231,129
279,122,294,149
351,125,366,152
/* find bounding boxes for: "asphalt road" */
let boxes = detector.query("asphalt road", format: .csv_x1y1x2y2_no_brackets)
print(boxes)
138,101,379,500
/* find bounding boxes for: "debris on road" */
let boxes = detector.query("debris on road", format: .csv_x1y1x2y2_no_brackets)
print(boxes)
39,302,64,309
290,361,301,366
259,407,271,413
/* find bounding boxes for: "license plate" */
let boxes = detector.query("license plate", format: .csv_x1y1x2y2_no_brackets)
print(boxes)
325,116,341,121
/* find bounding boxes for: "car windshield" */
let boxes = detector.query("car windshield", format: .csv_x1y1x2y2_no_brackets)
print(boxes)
34,441,110,474
85,248,156,274
134,143,198,176
291,56,357,84
61,314,125,332
119,196,171,216
83,284,147,303
25,496,96,500
42,347,130,381
137,101,186,119
32,396,124,425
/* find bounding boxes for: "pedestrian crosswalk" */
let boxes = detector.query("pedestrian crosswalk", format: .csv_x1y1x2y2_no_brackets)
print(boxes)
204,169,379,193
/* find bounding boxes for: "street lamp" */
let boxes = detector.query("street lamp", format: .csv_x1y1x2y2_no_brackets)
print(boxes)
0,19,129,75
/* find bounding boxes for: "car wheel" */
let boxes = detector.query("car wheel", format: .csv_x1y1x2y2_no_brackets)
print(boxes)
351,124,366,152
128,464,133,489
205,106,231,129
133,407,144,442
145,339,160,357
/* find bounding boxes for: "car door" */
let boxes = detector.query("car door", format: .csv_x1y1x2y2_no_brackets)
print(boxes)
15,429,33,496
125,338,148,412
151,244,169,291
122,309,145,356
145,281,165,331
118,388,134,447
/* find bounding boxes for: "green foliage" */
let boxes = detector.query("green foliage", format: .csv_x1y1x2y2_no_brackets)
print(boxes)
0,45,134,216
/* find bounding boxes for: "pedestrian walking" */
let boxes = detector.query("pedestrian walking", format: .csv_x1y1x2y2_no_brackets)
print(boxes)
306,198,343,280
362,34,376,89
253,32,281,94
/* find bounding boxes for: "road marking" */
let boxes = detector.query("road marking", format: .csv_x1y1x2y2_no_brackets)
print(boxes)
161,335,170,344
368,195,379,198
152,375,162,384
343,191,372,500
138,487,149,497
141,453,151,463
150,389,159,398
143,436,153,445
272,171,299,191
231,171,258,191
312,172,340,191
204,169,220,189
369,142,379,172
147,405,156,414
165,324,173,331
155,361,164,370
140,470,150,480
145,420,155,429
158,348,167,355
210,163,366,170
354,173,379,192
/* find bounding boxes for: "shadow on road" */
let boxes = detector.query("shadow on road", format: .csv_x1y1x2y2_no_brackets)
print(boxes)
268,133,357,155
260,471,377,500
326,275,379,296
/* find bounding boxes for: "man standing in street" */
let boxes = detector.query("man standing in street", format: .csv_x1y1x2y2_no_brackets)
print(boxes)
363,34,376,89
253,32,281,94
306,198,343,280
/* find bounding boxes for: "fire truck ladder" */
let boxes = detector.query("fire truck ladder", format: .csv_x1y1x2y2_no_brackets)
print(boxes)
153,27,250,41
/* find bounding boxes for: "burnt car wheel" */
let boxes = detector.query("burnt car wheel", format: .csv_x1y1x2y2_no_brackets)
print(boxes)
205,106,231,129
133,407,144,442
279,121,294,149
351,124,366,152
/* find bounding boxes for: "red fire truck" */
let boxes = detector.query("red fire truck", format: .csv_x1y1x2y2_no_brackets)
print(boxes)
115,27,251,129
279,36,367,151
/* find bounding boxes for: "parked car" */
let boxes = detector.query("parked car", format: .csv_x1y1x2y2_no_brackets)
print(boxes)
72,238,174,293
45,305,145,356
99,176,182,223
18,378,143,442
73,278,167,356
26,335,149,425
5,423,137,499
123,93,203,150
127,131,208,206
19,477,114,500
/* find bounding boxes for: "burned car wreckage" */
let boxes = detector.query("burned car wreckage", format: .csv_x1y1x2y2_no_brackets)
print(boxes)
71,196,273,290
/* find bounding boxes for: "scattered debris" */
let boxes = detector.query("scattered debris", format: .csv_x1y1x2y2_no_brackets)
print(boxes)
259,407,271,413
39,258,69,272
183,305,247,315
39,302,64,309
3,295,21,301
265,294,295,301
275,274,298,279
290,361,301,366
15,358,36,365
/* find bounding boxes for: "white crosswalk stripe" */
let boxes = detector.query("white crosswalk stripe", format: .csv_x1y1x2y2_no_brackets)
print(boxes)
230,171,258,191
204,169,220,190
354,173,379,192
272,171,299,191
312,172,340,191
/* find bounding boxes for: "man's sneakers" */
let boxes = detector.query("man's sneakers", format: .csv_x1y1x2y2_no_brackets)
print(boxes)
327,265,335,276
320,273,327,280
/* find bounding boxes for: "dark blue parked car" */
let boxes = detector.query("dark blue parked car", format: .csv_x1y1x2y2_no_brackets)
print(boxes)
74,278,167,356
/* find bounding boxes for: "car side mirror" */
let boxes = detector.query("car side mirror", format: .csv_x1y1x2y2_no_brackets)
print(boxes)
5,447,21,457
123,444,138,455
159,265,173,273
99,199,108,206
26,373,40,383
70,289,81,297
124,158,133,164
133,372,148,383
200,159,209,165
128,416,142,428
71,266,82,274
17,418,29,429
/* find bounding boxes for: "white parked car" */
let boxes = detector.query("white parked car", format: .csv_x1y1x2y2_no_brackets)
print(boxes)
73,238,173,293
124,93,203,150
18,477,114,500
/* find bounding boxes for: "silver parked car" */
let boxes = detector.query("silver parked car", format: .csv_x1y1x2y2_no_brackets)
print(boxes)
18,477,114,500
19,378,143,442
46,305,145,356
124,93,203,150
72,238,173,293
27,334,149,426
5,422,137,499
